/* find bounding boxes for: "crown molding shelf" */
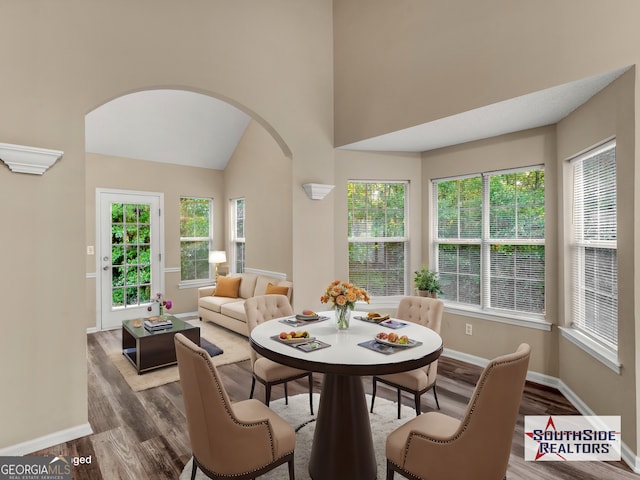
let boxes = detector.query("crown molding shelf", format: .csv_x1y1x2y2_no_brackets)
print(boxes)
0,142,64,175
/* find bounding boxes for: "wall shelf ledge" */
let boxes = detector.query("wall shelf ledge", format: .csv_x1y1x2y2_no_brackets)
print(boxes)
0,142,63,175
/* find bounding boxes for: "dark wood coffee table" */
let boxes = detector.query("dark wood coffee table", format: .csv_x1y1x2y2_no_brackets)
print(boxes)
122,316,200,374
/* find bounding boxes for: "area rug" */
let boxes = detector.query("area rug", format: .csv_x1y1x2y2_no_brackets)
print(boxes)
108,320,251,392
180,394,414,480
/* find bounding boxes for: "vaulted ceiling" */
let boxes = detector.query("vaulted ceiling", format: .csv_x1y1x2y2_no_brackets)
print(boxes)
85,67,628,169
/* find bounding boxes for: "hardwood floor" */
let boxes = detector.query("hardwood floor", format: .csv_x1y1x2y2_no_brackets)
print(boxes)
31,328,637,479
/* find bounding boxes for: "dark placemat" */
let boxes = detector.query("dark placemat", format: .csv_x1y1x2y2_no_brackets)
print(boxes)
354,315,389,324
379,319,408,329
200,338,224,357
269,335,331,352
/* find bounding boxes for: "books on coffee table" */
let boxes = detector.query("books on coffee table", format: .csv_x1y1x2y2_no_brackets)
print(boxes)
144,318,173,331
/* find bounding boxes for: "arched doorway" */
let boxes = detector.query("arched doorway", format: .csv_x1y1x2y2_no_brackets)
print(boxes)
85,88,292,330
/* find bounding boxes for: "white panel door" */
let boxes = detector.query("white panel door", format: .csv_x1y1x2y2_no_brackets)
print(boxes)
97,190,163,330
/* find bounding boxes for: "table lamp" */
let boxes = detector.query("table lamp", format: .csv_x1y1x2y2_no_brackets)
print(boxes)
209,250,227,280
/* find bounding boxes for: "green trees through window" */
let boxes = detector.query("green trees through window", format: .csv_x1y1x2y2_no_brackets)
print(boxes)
180,197,213,282
348,182,407,296
111,203,152,307
434,167,545,315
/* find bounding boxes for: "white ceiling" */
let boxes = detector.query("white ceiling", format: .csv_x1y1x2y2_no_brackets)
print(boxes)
340,66,630,153
85,89,251,170
85,67,629,169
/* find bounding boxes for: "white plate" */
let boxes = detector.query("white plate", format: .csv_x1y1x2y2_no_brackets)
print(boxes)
375,337,418,348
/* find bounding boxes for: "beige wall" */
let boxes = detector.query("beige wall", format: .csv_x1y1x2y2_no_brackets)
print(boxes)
333,0,640,146
557,70,637,451
333,0,640,461
85,153,226,330
0,0,333,450
332,149,422,310
224,120,293,280
420,71,638,452
421,127,558,375
2,0,639,465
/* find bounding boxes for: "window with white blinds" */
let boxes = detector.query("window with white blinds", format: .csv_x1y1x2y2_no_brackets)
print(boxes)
180,197,213,282
570,140,617,350
433,167,545,316
348,182,408,296
230,198,245,274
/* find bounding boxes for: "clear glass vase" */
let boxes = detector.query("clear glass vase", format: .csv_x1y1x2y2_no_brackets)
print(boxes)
336,306,351,330
158,304,164,318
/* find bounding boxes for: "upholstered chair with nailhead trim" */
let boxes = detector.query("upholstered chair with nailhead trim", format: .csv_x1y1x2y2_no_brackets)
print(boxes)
245,295,314,415
175,333,296,480
370,296,444,419
385,343,531,480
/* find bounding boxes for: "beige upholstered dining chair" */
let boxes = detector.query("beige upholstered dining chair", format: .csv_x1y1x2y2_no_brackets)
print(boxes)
370,296,444,419
244,294,314,414
174,333,296,480
385,343,531,480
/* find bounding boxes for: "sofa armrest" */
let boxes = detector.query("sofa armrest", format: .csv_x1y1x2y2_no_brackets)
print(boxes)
198,286,216,298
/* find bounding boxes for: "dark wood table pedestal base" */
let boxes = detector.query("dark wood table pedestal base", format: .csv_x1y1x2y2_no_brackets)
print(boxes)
308,374,377,480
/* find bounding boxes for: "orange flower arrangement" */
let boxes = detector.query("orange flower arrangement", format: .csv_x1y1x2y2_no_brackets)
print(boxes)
320,280,370,310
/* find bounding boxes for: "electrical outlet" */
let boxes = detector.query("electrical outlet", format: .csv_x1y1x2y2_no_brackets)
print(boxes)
465,323,473,335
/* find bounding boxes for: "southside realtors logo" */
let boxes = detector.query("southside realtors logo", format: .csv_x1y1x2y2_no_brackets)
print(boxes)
524,415,621,462
0,456,72,480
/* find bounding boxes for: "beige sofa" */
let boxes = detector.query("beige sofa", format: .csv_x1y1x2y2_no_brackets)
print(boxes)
198,272,293,336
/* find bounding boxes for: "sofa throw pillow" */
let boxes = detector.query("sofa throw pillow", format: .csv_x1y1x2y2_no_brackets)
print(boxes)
214,276,242,298
265,282,289,296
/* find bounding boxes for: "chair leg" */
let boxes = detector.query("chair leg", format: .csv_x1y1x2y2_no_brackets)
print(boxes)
265,384,272,406
397,388,401,419
249,376,256,399
288,457,296,480
284,381,289,405
370,377,377,413
414,392,421,416
308,373,314,415
433,384,440,410
386,460,395,480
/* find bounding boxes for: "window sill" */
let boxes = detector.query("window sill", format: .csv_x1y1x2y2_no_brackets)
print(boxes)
559,326,621,374
444,304,552,331
178,279,215,289
359,297,553,332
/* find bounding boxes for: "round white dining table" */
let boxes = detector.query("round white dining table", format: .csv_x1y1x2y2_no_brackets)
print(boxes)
249,310,443,480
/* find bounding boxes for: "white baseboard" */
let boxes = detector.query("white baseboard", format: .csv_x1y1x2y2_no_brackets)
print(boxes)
0,423,93,456
442,347,490,369
555,378,639,473
442,347,639,473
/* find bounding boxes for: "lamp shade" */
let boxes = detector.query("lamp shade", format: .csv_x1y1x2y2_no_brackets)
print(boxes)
208,251,227,264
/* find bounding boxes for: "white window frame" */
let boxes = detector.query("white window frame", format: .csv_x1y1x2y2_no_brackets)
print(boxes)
230,197,245,274
179,197,213,287
347,181,409,297
560,139,619,373
432,166,550,330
